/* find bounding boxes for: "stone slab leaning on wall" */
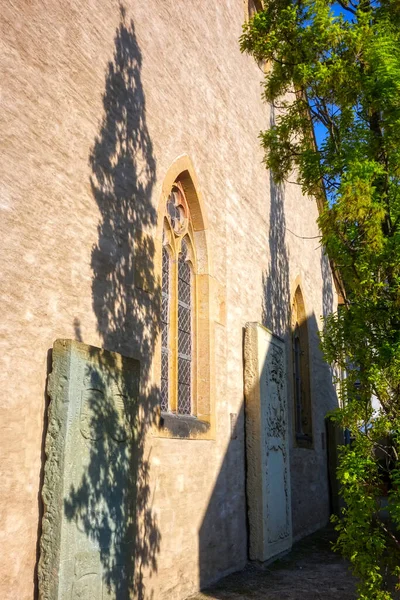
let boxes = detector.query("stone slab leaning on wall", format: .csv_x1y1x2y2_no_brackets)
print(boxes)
244,323,292,562
38,340,140,600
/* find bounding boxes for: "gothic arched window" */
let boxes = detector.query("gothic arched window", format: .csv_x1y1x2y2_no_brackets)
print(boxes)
161,182,197,416
155,156,214,440
292,285,313,447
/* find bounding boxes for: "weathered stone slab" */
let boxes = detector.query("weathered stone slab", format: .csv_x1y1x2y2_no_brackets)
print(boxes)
38,340,140,600
244,323,292,562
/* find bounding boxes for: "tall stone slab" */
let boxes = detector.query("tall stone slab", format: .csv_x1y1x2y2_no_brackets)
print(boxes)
244,323,292,562
38,340,140,600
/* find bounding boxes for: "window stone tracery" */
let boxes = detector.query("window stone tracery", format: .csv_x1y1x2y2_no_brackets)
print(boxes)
166,185,188,236
155,156,214,440
161,184,196,416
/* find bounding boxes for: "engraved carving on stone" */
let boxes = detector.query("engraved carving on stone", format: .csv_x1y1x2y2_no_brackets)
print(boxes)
39,342,71,600
244,323,292,562
108,391,129,443
71,552,102,600
38,340,140,600
80,374,130,444
80,388,105,441
264,339,290,543
265,444,290,543
265,343,286,438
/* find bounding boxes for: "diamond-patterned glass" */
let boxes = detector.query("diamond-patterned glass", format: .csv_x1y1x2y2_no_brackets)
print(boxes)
161,246,170,412
178,278,190,307
178,256,191,283
177,241,192,414
178,330,191,359
178,380,191,415
178,357,191,385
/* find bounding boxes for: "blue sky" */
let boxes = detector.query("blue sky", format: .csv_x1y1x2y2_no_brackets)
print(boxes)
312,2,352,148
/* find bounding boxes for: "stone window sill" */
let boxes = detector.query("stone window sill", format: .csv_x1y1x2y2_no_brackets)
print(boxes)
296,433,313,449
154,411,212,439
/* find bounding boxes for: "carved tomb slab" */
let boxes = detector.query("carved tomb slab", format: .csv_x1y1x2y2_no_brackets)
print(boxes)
38,339,140,600
244,323,292,562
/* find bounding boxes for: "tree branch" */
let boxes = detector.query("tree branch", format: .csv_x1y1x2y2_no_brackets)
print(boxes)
336,0,357,15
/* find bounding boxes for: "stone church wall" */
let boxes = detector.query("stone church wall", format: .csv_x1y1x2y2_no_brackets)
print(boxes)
0,1,338,598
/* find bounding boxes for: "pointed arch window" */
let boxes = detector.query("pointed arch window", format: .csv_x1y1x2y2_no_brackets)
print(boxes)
292,285,313,447
155,157,214,440
247,0,264,18
161,183,196,416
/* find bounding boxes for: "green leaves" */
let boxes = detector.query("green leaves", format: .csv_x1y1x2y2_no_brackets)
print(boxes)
242,1,400,597
334,440,399,598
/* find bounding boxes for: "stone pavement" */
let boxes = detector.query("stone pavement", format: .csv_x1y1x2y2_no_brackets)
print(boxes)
189,527,357,600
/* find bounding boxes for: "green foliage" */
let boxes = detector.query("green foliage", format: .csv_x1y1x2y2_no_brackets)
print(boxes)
241,1,400,597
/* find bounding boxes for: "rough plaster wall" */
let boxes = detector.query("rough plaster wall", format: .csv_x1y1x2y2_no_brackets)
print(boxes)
0,1,337,599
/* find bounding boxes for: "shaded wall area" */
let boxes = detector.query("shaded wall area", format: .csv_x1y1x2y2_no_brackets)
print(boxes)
262,175,290,339
199,127,339,589
261,105,339,541
198,405,247,590
262,107,290,340
198,308,338,595
289,310,337,539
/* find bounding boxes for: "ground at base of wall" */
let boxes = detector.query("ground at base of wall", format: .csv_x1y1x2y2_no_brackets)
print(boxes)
188,527,357,600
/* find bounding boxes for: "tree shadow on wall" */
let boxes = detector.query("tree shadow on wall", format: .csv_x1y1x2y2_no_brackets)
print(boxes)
198,107,292,593
262,107,290,339
64,6,160,599
198,405,247,591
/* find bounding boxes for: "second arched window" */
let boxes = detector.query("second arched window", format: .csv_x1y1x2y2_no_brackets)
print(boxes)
292,285,312,447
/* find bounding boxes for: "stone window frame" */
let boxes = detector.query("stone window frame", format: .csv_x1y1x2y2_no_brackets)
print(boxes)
153,155,215,440
290,279,313,449
244,0,264,20
243,1,271,74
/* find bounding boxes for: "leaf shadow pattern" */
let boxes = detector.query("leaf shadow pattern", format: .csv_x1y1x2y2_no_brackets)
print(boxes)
262,105,290,338
65,6,160,599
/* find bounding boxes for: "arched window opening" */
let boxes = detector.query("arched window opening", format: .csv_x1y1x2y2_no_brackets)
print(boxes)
292,285,313,447
155,156,214,439
247,0,263,18
160,181,197,418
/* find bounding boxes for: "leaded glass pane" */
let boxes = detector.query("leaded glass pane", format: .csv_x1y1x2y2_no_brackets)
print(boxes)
293,326,302,435
177,240,192,415
161,246,170,412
